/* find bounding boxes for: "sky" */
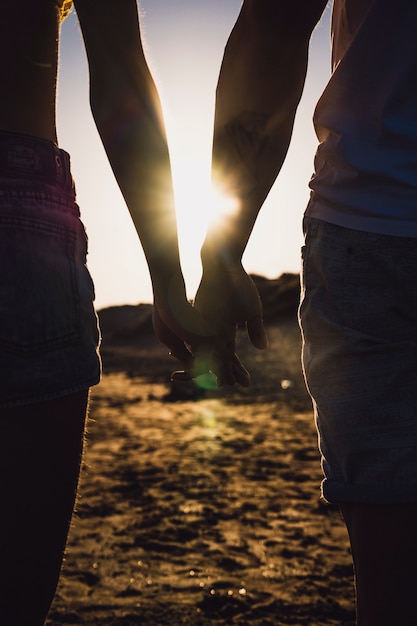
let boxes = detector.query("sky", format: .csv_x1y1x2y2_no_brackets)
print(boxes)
57,1,332,310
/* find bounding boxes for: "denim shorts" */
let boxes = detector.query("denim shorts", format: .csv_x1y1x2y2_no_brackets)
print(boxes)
299,216,417,505
0,130,101,408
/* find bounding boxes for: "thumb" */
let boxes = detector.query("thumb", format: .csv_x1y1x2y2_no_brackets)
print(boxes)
246,314,268,350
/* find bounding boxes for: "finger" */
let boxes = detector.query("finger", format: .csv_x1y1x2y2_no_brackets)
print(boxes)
246,314,268,350
199,344,249,388
214,357,235,387
159,329,193,368
207,335,249,387
171,369,193,382
177,347,249,388
231,352,250,387
152,311,194,369
191,346,216,379
186,342,231,386
212,351,249,388
169,342,194,369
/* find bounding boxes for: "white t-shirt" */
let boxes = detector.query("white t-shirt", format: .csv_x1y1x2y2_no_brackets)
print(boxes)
307,0,417,237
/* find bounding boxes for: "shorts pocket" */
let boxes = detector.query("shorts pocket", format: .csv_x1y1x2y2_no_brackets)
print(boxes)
0,214,81,354
343,246,417,341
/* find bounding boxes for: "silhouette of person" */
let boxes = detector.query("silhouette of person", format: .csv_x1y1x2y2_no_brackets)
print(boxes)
194,1,417,624
0,1,229,623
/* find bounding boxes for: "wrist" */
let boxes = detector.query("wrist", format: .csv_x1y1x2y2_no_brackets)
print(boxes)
151,268,187,303
200,236,243,273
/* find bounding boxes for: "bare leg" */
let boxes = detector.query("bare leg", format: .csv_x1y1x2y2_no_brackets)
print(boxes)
0,390,89,626
341,502,417,626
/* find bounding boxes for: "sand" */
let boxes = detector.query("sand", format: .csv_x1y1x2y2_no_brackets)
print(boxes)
46,319,356,626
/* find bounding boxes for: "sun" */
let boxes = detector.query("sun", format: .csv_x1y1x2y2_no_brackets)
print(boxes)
168,146,240,298
208,183,240,223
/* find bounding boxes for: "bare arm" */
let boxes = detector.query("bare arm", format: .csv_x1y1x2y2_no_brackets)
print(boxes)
195,0,328,376
205,0,328,260
73,0,221,368
74,0,180,294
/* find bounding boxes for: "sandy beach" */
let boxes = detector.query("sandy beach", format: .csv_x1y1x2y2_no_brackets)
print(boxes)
46,277,356,625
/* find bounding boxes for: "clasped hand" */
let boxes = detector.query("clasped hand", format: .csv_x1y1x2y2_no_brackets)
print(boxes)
153,264,268,387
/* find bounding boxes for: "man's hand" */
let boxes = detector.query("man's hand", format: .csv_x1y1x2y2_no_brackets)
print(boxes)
193,261,268,385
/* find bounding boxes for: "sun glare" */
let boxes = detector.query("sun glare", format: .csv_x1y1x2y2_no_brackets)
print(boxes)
209,185,240,226
169,155,210,293
168,147,240,298
164,98,242,297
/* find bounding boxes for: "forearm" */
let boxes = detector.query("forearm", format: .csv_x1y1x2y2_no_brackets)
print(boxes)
203,0,326,266
75,0,185,299
93,86,185,297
